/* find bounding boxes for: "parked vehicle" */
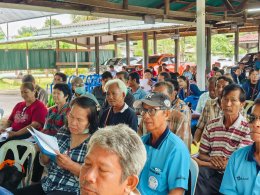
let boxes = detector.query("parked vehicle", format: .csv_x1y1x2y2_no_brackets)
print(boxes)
239,52,260,70
101,57,142,72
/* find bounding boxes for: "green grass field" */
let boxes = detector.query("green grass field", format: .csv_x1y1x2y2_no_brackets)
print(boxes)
0,77,53,90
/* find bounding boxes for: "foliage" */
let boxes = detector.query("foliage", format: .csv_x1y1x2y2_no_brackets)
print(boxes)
44,18,62,28
71,15,99,23
17,26,37,37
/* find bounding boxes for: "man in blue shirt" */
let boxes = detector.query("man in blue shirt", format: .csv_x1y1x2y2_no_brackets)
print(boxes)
220,98,260,195
128,72,147,100
134,92,190,195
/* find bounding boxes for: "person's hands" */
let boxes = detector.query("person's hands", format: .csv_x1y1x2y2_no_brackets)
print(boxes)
192,139,198,146
55,151,74,171
210,156,227,170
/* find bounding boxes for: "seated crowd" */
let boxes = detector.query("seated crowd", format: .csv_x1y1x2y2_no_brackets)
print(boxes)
0,64,259,195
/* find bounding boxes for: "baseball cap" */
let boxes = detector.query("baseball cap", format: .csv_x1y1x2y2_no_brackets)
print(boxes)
133,92,171,110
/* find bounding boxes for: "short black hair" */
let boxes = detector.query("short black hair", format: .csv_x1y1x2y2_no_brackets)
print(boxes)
169,72,178,81
216,76,233,86
166,79,179,92
53,83,72,102
249,68,258,76
215,70,223,75
22,74,35,83
144,69,152,74
212,67,219,71
222,83,246,103
21,82,35,91
116,71,129,81
178,75,187,81
101,71,113,80
109,65,114,69
55,72,67,82
159,72,170,80
129,72,140,84
70,96,99,134
154,81,174,95
254,98,260,106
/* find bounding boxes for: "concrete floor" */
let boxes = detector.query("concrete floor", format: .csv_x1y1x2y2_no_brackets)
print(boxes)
0,89,22,118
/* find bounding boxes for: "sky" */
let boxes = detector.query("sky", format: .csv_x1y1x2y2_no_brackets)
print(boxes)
0,14,72,37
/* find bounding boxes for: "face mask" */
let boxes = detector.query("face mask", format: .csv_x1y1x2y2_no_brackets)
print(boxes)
75,86,85,95
81,128,89,134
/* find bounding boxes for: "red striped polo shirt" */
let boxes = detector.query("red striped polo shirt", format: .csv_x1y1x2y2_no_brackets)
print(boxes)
199,113,253,158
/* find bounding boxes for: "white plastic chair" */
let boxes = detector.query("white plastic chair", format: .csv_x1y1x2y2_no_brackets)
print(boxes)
190,158,199,195
244,100,254,114
0,140,36,188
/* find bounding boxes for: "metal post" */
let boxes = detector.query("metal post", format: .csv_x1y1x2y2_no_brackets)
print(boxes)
234,27,239,64
143,32,149,70
153,31,157,54
257,26,260,52
49,16,52,37
126,34,130,65
113,35,118,57
26,42,29,74
206,27,212,74
75,38,78,76
95,36,100,74
6,23,8,40
196,0,206,90
174,29,180,72
56,40,60,72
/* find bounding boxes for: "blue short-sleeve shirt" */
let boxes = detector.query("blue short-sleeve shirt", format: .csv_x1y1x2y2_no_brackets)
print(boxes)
220,143,260,195
137,128,190,195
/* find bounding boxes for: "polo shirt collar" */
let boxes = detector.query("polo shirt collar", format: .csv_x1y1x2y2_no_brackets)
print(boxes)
247,143,260,172
119,103,128,113
146,128,170,149
219,113,244,129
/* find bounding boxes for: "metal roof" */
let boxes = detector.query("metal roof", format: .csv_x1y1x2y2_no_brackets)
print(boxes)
0,18,182,45
0,7,56,24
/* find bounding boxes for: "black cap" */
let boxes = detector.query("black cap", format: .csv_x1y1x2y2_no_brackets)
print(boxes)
133,92,171,110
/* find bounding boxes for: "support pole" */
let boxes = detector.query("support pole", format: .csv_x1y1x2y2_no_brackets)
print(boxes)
234,27,239,64
86,37,91,50
49,16,52,37
126,34,130,65
6,23,9,40
174,29,180,72
206,27,212,75
26,42,29,74
196,0,206,90
143,32,149,70
56,40,60,72
113,35,118,57
75,38,78,76
153,31,157,54
95,36,100,74
257,26,260,52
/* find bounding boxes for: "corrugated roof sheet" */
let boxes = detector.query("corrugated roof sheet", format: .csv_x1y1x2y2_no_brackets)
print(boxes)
0,8,56,24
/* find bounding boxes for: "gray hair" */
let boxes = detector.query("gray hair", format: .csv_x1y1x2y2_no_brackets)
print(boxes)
104,78,128,95
87,124,147,181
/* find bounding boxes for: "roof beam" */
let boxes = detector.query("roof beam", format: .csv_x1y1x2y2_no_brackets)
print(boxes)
164,0,170,15
123,0,128,9
223,0,235,12
179,2,196,11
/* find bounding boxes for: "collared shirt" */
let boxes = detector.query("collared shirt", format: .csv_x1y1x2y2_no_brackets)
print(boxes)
132,87,147,100
138,128,190,194
196,98,222,131
195,92,210,114
200,114,253,157
220,143,260,195
43,103,70,136
41,127,90,194
99,103,138,131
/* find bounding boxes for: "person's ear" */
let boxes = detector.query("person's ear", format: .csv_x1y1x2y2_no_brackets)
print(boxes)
122,92,126,98
164,109,171,120
124,175,139,194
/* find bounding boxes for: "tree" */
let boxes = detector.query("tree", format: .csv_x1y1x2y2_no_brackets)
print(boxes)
44,18,62,28
71,15,98,23
17,26,37,37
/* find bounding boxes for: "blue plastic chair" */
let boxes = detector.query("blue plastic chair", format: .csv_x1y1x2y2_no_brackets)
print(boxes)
190,158,199,195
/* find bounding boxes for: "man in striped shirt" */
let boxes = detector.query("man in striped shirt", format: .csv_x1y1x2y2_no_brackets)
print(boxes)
194,84,253,195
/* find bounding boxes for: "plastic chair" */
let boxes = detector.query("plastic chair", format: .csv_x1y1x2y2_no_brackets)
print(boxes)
0,140,36,188
190,158,199,195
244,100,254,114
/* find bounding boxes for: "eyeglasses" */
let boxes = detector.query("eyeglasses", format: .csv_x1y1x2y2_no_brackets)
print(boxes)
140,108,161,117
247,114,260,123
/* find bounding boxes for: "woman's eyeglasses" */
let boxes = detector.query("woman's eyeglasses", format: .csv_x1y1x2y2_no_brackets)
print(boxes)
247,114,260,123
